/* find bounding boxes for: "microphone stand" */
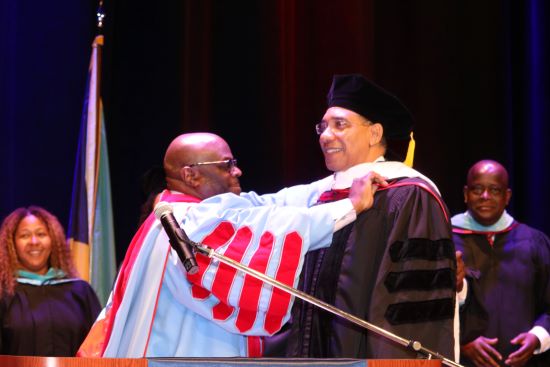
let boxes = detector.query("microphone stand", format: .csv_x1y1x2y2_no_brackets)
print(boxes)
181,238,463,367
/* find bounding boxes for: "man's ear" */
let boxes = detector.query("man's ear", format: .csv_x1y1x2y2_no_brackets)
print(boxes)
505,188,512,206
463,185,469,203
369,123,384,145
181,166,200,188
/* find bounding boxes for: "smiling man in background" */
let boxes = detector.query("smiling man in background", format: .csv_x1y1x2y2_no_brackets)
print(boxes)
453,159,550,367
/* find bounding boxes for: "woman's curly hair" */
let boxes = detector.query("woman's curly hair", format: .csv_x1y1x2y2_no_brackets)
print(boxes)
0,206,77,297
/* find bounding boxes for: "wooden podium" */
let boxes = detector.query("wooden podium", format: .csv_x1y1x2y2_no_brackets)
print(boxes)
0,355,441,367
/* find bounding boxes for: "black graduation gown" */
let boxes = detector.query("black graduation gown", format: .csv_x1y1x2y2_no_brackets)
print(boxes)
0,279,101,356
454,223,550,367
275,177,457,359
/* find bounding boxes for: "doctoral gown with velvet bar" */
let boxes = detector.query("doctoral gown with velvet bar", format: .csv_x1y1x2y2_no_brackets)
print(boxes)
279,177,457,359
78,190,353,358
453,223,550,367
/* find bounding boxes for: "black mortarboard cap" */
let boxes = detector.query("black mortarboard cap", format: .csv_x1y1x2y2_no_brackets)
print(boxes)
326,74,414,140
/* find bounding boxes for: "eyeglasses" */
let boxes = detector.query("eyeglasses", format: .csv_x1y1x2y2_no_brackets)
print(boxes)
315,122,328,135
315,119,354,135
468,185,505,196
188,158,238,171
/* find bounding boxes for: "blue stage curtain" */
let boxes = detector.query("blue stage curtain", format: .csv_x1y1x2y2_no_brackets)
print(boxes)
503,0,550,233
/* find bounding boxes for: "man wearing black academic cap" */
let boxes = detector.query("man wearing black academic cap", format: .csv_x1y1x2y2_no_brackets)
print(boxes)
256,74,458,361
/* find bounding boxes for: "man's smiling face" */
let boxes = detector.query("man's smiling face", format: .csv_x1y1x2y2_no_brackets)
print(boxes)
318,107,376,172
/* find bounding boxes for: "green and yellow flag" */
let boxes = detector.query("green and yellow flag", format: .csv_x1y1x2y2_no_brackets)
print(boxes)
68,35,116,306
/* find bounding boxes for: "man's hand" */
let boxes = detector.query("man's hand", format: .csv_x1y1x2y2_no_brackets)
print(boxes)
456,250,465,292
505,332,539,367
348,172,387,213
461,336,502,367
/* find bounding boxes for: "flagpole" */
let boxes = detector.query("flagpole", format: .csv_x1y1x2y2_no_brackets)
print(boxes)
89,1,105,271
92,1,103,170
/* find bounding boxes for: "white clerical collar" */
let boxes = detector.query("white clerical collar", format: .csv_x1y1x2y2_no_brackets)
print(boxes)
450,210,515,232
332,156,440,194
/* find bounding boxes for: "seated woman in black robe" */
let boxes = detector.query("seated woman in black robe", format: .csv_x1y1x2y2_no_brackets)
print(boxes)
0,206,101,356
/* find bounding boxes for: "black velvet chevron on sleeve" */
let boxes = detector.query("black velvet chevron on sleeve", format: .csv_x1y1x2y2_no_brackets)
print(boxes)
384,268,455,292
389,238,455,262
383,238,456,325
385,298,455,325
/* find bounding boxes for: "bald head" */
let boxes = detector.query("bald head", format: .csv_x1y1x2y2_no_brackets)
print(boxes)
163,133,242,199
164,133,223,178
464,159,511,226
467,160,509,188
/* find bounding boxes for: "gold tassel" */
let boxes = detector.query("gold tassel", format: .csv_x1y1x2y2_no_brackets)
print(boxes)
403,132,415,167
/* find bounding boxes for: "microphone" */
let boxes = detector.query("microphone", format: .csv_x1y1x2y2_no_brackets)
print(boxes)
154,201,199,275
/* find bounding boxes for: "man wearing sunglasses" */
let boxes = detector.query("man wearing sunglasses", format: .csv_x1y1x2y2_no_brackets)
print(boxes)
79,132,385,358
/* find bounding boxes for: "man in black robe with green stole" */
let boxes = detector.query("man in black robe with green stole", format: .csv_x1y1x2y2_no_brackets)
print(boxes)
452,160,550,367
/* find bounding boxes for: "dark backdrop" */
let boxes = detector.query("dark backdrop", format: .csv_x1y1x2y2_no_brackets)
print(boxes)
2,0,549,264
